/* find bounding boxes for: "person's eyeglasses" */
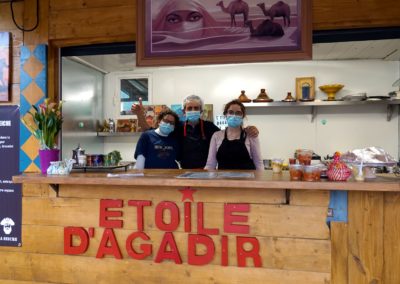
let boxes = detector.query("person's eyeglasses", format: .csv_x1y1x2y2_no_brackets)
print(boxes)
162,118,175,125
227,110,243,116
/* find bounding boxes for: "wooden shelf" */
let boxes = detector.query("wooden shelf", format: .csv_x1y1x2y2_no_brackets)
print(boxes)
244,99,400,122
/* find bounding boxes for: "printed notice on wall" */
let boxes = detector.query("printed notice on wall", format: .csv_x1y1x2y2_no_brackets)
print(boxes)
0,106,21,246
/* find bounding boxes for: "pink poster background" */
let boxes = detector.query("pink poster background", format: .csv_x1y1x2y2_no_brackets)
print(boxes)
146,0,300,57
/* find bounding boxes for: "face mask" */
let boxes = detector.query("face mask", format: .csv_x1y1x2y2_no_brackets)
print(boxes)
159,122,175,136
186,111,201,122
226,115,243,128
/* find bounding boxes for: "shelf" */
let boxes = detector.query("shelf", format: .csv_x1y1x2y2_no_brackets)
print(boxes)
244,99,400,122
62,132,98,138
97,132,142,137
73,162,134,172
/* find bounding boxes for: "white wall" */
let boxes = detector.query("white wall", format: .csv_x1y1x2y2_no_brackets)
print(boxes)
103,59,400,162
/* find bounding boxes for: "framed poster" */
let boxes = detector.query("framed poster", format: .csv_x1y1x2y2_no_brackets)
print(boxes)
0,32,11,102
137,0,312,66
295,76,315,101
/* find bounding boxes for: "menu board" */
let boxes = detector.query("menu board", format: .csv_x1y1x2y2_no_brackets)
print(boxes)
0,106,21,246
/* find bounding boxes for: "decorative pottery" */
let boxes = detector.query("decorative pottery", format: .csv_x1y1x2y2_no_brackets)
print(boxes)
319,84,344,101
238,90,251,103
253,88,273,102
282,92,296,102
327,153,351,181
39,149,60,175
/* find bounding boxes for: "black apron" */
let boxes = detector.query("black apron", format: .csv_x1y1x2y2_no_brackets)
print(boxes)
216,129,256,170
181,120,209,169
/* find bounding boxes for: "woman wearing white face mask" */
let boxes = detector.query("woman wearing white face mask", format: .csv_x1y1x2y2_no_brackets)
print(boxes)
205,100,263,170
134,110,180,169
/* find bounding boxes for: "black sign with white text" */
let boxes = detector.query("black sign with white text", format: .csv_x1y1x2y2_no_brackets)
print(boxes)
0,105,21,246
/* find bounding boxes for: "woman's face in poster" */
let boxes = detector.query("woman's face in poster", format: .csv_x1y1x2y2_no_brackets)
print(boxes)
164,10,204,32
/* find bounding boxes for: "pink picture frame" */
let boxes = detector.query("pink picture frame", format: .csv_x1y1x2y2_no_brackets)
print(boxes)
137,0,312,66
0,32,11,102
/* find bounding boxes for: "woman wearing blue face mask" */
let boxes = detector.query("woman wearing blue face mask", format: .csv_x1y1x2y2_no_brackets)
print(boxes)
205,99,263,170
134,110,180,169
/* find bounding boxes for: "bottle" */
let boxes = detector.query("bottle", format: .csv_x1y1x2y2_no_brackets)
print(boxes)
109,119,115,133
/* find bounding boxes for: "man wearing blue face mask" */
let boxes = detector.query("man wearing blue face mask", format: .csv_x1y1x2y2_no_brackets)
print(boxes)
134,110,180,169
178,95,221,168
205,99,263,170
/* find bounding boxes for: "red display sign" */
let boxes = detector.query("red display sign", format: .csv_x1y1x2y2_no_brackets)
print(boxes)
64,187,262,267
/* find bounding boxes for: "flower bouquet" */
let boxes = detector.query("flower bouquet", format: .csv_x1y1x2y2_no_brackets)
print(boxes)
22,99,63,150
22,99,63,173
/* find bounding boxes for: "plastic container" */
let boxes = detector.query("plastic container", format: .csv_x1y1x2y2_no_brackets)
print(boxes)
351,163,365,182
302,165,321,181
296,149,313,165
272,159,283,173
289,164,303,180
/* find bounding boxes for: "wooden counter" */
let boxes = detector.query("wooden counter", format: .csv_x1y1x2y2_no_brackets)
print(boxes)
1,170,399,284
12,169,400,192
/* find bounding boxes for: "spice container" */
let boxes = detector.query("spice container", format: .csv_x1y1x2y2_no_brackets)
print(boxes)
272,159,283,173
296,149,313,165
351,163,365,182
289,164,303,180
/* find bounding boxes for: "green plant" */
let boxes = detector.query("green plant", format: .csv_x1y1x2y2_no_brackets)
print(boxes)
22,99,63,150
107,150,122,166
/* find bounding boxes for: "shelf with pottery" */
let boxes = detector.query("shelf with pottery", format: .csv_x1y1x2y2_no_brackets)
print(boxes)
96,131,142,137
243,99,400,122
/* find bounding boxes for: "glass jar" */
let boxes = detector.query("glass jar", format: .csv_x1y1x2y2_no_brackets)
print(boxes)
289,164,303,181
302,165,322,181
296,149,313,165
272,158,283,173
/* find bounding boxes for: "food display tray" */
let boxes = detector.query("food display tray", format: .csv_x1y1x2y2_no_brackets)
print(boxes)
72,162,133,172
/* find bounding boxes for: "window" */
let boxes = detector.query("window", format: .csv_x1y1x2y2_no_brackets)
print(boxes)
116,74,152,116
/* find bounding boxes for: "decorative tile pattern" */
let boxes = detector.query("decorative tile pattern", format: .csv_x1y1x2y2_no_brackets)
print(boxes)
20,45,47,173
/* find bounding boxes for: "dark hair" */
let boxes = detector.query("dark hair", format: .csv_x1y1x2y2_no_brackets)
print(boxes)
223,99,246,117
156,109,180,125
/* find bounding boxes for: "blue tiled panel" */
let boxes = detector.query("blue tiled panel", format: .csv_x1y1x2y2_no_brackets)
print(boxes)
19,45,48,172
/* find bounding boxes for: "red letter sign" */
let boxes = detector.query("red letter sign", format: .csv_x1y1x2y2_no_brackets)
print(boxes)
155,232,182,264
197,203,219,235
99,199,123,228
224,204,250,234
155,201,180,231
236,237,262,267
126,232,152,260
128,200,152,231
64,227,89,255
96,228,122,259
188,234,215,265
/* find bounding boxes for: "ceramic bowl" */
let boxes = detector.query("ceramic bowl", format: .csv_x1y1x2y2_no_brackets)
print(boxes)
319,84,344,101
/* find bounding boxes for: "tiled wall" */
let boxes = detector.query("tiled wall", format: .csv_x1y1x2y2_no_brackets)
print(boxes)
19,45,47,172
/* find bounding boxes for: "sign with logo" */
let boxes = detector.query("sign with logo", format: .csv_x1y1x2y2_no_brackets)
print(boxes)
0,105,21,246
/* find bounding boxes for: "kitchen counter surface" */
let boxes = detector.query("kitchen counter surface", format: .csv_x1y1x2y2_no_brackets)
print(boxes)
13,169,400,192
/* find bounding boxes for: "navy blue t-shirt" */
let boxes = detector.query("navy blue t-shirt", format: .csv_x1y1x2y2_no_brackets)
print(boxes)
134,130,179,169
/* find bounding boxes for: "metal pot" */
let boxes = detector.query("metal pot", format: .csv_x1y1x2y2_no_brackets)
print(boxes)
72,145,85,164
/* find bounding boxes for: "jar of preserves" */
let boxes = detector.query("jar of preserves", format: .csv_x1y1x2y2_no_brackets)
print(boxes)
289,164,303,180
